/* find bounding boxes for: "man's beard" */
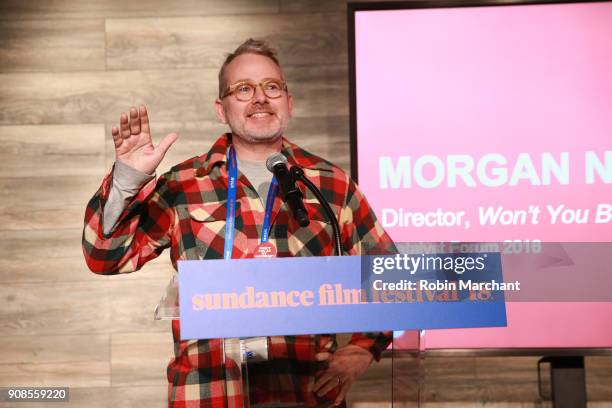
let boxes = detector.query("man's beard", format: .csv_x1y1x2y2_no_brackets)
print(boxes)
232,118,286,144
241,128,283,143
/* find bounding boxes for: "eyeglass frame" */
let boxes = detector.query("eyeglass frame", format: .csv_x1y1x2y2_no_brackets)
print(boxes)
220,78,289,101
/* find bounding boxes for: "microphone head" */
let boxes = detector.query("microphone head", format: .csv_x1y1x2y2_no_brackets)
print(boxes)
266,153,288,173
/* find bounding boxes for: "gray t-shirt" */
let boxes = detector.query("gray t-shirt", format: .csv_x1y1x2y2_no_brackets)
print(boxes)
236,158,272,205
103,161,154,235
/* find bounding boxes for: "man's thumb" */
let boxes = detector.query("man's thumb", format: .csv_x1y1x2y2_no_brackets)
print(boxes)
315,352,332,361
157,132,179,155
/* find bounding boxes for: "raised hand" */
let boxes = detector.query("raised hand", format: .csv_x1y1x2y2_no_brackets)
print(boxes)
112,105,178,175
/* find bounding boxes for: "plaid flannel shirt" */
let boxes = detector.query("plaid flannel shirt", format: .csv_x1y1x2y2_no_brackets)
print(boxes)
82,134,394,407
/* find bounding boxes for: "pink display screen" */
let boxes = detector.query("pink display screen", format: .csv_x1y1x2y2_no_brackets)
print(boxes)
353,1,612,348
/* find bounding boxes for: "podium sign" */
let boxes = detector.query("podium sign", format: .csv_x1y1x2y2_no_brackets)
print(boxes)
178,255,506,340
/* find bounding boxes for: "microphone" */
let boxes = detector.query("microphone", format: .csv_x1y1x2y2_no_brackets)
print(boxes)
266,153,310,227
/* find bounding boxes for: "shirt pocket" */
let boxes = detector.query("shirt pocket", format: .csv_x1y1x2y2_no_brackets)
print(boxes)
187,201,246,259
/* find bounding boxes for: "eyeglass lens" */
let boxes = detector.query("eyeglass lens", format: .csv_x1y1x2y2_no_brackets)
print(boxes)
234,81,283,101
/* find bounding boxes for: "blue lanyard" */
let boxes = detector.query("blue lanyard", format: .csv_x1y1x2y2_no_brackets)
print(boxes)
224,146,279,260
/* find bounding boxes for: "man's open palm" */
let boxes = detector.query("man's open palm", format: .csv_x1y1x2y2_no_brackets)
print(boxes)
111,105,178,175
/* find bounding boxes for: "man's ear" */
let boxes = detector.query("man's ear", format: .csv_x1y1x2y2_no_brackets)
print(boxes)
214,99,228,124
287,93,294,118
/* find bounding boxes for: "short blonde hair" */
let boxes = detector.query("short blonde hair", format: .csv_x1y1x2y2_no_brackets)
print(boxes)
218,38,283,98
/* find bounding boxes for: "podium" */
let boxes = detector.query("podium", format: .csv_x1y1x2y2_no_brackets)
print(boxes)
152,252,506,407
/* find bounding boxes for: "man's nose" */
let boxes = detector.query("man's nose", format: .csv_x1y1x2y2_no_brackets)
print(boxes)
252,84,268,103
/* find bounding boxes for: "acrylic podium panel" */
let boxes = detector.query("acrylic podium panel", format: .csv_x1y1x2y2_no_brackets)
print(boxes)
391,330,423,407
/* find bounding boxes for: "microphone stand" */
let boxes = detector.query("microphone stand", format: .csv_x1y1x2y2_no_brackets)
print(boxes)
290,166,344,256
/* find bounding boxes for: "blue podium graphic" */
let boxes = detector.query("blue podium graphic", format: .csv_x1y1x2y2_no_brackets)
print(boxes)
178,254,507,340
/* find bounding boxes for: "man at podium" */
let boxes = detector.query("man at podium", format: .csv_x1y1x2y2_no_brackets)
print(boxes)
82,39,394,407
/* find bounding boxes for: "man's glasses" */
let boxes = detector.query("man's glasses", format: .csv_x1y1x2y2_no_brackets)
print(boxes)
221,79,288,101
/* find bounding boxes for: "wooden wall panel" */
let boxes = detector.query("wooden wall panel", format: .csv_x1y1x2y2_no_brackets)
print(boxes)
0,334,109,365
106,279,174,334
0,280,170,336
0,124,105,177
0,257,102,284
280,0,347,13
0,386,167,408
0,0,278,20
0,19,105,73
0,70,216,125
286,115,351,173
106,13,346,70
0,253,173,285
0,229,83,262
111,332,173,387
586,356,612,400
0,361,110,388
0,334,111,388
0,176,101,231
0,281,111,336
0,176,100,206
475,357,540,402
0,204,84,231
285,64,349,118
422,356,478,401
65,386,166,408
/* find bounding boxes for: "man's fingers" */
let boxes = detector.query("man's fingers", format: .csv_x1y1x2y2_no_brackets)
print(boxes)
314,375,341,397
313,371,332,392
139,105,150,133
120,112,130,138
111,126,122,148
155,132,179,156
333,382,350,406
312,352,334,392
129,106,141,135
313,370,337,393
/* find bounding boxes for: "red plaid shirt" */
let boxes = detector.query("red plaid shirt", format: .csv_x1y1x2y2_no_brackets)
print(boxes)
83,134,394,407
